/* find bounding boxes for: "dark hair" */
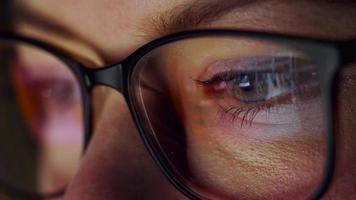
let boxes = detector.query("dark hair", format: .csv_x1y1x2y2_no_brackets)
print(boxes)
0,0,13,31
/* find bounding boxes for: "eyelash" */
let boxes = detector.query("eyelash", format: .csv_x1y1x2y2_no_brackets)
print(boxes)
217,97,294,128
218,104,266,127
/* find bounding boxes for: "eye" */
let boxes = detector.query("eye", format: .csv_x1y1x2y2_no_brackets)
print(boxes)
36,78,78,108
196,56,320,126
225,71,292,103
14,65,79,110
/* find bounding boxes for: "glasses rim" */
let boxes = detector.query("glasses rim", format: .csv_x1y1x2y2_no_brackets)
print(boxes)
0,29,355,199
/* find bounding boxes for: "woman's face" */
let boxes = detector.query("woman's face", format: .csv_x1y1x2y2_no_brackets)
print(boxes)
11,0,356,199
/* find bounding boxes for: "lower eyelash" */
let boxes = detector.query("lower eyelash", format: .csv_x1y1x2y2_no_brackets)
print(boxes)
216,101,288,128
216,104,263,128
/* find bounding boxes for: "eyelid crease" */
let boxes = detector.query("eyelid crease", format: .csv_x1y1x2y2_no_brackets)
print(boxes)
196,56,313,83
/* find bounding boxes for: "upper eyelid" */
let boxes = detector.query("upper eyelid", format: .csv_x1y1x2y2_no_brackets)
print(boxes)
199,56,309,82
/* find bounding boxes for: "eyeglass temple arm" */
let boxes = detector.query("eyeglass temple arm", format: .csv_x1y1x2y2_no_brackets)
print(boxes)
339,39,356,66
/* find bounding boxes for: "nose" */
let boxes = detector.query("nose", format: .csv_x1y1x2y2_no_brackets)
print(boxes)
63,87,186,199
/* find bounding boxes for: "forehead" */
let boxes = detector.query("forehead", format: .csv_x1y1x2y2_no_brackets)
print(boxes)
13,0,356,62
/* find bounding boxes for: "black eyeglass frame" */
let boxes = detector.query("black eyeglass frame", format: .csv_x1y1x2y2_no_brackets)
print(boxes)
0,29,355,200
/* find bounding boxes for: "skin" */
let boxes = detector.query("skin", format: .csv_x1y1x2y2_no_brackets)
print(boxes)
7,0,356,199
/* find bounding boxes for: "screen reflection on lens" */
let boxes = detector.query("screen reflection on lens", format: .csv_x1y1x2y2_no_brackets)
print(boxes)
132,36,328,200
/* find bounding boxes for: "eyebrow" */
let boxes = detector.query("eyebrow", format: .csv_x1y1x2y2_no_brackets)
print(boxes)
14,0,259,40
11,0,355,41
149,0,259,35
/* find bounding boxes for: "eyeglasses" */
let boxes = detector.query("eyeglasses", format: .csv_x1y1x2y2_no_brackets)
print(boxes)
0,30,355,200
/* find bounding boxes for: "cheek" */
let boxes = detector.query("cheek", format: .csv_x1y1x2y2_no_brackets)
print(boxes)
184,114,326,199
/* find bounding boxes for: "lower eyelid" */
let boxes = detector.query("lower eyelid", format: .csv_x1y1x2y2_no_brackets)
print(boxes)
203,86,306,126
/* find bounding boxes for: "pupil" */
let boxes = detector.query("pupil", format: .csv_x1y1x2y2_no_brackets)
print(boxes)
237,73,255,92
228,72,270,103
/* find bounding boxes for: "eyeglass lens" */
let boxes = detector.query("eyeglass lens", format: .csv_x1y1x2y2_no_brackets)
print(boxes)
130,36,329,200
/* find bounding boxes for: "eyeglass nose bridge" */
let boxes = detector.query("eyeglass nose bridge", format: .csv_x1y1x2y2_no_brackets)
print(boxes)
84,63,124,93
